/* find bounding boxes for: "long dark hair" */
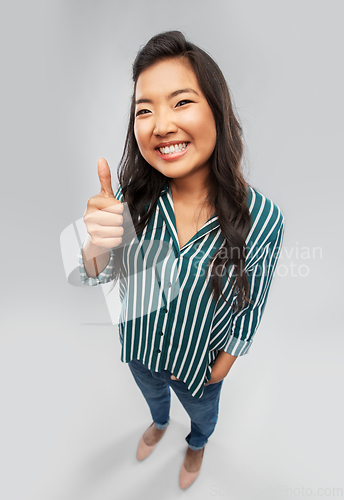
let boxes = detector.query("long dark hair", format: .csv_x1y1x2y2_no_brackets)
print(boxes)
114,30,251,310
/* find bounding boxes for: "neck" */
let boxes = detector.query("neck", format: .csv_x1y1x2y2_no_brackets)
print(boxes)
169,168,211,205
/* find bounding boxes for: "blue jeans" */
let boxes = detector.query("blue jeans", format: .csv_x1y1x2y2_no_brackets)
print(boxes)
128,358,224,450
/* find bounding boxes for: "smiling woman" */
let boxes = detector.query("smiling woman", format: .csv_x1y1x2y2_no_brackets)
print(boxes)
77,30,285,490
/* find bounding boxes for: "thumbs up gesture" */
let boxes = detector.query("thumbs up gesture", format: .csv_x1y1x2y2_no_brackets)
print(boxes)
83,158,124,254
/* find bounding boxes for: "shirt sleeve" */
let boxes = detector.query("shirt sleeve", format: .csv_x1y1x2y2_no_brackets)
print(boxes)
224,217,285,356
77,184,123,286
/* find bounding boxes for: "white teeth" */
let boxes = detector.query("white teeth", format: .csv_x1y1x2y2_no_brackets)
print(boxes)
159,142,188,155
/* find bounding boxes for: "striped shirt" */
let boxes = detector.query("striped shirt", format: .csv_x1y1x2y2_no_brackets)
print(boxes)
78,180,285,398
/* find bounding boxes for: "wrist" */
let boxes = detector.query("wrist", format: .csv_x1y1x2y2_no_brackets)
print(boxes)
82,235,110,261
205,364,222,386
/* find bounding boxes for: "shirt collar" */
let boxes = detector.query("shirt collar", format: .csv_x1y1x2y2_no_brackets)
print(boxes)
158,179,220,254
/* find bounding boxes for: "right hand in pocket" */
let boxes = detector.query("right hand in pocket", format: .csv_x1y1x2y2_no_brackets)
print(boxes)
83,158,124,250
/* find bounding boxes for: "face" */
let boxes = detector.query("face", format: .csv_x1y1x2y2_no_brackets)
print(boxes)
133,57,217,184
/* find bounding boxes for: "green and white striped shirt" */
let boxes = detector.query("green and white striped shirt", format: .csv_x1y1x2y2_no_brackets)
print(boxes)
78,180,285,398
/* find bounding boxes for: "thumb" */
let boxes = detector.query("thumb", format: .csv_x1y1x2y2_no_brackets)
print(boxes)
98,158,114,197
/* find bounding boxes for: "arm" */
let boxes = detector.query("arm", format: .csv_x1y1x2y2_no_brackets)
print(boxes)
204,351,237,385
203,214,285,385
224,217,285,356
79,159,124,284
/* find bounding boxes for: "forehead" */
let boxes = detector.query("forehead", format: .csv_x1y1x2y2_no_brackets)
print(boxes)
135,58,200,99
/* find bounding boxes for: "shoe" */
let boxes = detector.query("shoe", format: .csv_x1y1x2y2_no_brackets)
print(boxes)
179,446,205,489
136,422,168,461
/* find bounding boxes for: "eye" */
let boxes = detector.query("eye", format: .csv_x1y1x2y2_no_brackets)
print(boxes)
135,109,150,117
176,100,193,107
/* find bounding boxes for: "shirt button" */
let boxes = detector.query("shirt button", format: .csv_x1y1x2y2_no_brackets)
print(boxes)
158,331,164,336
163,307,168,313
167,282,172,287
157,349,161,353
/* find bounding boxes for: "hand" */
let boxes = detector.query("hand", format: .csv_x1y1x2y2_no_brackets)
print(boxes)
204,375,217,386
171,374,216,385
204,373,223,386
83,158,124,251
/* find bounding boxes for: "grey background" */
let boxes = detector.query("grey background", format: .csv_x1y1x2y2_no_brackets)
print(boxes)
1,0,343,499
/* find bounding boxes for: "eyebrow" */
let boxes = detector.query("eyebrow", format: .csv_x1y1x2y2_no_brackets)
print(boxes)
135,88,199,105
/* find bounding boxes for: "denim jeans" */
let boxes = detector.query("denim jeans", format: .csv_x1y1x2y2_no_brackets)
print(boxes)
128,358,224,450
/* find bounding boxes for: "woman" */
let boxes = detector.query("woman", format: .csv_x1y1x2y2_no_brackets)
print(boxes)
78,31,285,489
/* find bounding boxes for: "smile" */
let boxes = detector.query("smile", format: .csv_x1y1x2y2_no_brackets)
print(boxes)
155,142,190,161
158,142,188,154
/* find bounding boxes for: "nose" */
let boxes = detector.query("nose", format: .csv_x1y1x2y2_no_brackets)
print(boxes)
153,110,178,137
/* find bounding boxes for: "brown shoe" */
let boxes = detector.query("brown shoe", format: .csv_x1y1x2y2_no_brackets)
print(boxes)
179,446,205,489
136,422,168,461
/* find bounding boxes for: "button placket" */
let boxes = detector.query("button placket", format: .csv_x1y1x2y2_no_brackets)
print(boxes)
155,242,180,370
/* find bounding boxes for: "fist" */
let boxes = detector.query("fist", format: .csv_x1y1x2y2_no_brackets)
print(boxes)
83,158,124,250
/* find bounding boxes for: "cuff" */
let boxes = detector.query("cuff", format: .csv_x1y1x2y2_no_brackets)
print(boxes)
224,335,253,357
78,247,115,286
